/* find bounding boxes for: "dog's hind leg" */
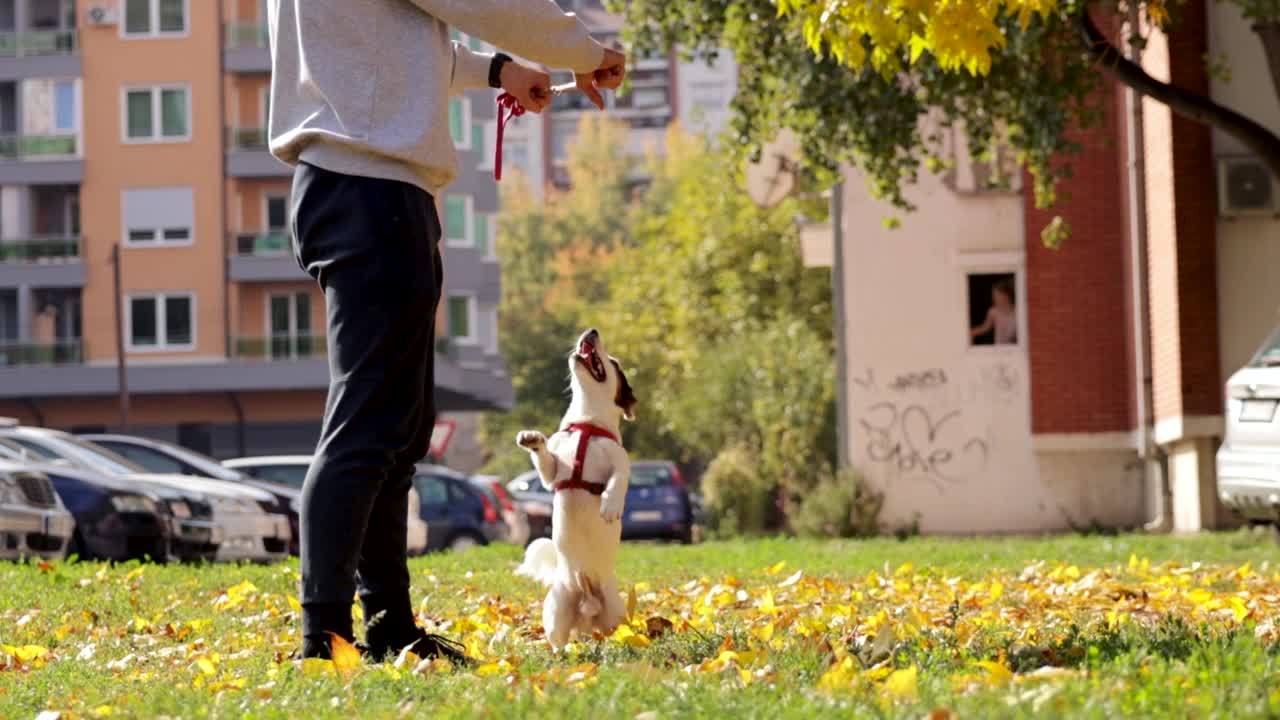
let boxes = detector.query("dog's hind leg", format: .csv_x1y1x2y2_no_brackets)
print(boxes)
595,576,627,636
542,582,577,650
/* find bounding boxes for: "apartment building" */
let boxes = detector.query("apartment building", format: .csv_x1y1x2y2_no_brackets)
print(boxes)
0,0,512,461
495,0,738,196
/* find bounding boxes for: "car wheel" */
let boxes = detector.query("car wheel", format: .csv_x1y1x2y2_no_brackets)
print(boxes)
448,533,482,552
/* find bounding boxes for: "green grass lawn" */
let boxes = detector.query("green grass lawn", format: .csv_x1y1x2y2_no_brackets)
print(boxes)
3,530,1280,719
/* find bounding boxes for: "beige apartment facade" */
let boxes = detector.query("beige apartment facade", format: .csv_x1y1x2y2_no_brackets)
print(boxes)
0,0,511,461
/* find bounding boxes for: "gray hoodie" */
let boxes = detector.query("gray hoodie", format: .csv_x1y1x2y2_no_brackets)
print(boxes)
266,0,604,194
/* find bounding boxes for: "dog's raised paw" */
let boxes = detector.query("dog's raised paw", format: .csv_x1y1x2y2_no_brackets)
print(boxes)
516,430,547,451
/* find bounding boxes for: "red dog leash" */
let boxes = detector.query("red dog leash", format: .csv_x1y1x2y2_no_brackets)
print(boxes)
494,92,524,182
552,422,620,495
493,83,577,182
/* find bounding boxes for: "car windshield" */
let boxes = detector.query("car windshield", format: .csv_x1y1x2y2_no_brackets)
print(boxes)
14,433,147,477
0,437,57,462
149,440,245,482
631,464,674,488
244,463,309,489
1250,327,1280,367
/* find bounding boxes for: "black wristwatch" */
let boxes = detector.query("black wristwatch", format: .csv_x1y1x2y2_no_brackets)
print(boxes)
489,52,512,89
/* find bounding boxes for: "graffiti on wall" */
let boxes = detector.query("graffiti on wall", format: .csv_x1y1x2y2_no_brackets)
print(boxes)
853,364,1020,492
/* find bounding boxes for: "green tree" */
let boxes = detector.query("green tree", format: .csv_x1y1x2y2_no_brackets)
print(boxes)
481,124,835,513
604,131,835,496
611,0,1280,242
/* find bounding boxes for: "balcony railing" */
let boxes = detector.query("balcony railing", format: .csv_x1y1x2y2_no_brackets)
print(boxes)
0,339,83,367
0,30,77,56
0,235,80,263
0,133,78,159
225,22,268,50
233,231,290,257
233,334,326,361
227,127,267,151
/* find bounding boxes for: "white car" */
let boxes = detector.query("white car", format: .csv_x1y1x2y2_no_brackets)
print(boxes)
0,459,75,560
223,455,429,555
1218,325,1280,531
0,427,289,564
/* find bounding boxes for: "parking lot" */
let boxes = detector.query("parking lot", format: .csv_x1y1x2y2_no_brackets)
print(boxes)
0,418,703,565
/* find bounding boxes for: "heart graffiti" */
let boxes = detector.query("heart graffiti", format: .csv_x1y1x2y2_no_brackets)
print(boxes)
860,401,989,490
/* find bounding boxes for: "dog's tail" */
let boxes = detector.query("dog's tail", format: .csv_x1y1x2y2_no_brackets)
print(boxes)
515,537,558,586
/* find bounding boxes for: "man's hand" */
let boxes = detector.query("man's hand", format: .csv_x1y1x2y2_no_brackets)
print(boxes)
500,60,553,113
575,47,625,110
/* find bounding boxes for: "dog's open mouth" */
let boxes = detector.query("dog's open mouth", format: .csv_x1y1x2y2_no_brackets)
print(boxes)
575,339,608,382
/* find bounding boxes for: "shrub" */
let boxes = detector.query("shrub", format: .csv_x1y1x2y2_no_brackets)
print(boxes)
788,466,884,539
700,444,778,536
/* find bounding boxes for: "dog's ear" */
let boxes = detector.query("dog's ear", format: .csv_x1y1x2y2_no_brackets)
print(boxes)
611,358,638,421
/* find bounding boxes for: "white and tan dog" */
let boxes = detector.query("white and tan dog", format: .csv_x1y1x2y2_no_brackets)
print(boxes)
515,328,637,649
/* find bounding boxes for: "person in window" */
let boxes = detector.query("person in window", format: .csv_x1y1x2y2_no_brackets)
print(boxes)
971,279,1017,345
266,0,625,664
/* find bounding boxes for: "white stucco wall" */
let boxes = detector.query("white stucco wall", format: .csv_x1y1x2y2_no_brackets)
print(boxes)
1210,3,1280,379
840,168,1068,534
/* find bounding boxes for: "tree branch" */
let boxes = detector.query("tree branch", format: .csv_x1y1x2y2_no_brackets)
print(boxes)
1077,10,1280,179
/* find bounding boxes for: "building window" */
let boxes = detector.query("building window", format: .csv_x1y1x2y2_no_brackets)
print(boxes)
447,294,475,344
484,307,499,355
128,292,194,351
265,194,288,230
449,97,471,149
123,0,187,36
268,291,312,360
478,120,498,171
632,87,668,109
473,212,488,254
122,187,194,247
53,81,76,133
124,86,190,142
967,272,1020,347
443,195,472,248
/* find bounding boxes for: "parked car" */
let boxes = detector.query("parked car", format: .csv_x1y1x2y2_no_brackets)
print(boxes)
0,425,279,562
414,464,505,552
1218,325,1280,533
471,474,530,546
83,435,301,556
0,459,75,561
0,437,204,562
624,461,699,543
507,470,553,543
506,460,700,543
222,455,429,556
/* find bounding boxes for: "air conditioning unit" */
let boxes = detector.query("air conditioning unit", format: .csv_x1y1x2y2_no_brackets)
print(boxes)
1219,155,1278,217
86,3,119,26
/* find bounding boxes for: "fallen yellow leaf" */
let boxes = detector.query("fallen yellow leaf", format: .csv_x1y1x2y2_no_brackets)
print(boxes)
612,623,652,649
884,665,919,700
971,659,1013,685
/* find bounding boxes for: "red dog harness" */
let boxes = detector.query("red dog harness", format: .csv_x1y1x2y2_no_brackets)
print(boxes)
553,423,620,496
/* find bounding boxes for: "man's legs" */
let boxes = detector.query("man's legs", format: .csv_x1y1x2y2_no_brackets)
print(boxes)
291,161,442,658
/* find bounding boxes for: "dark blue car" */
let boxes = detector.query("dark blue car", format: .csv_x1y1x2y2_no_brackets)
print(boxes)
413,465,506,552
507,460,700,543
